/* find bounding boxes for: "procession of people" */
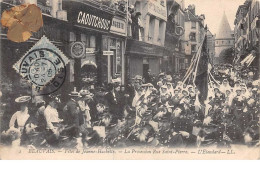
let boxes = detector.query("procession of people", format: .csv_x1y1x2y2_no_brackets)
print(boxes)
0,63,260,149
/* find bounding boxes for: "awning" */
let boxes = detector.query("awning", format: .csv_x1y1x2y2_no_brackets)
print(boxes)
126,39,165,57
81,55,97,68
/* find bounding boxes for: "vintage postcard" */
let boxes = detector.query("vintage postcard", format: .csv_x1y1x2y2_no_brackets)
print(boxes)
0,0,259,160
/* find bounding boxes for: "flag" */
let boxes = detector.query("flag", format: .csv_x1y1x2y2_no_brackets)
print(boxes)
194,34,209,102
182,32,209,102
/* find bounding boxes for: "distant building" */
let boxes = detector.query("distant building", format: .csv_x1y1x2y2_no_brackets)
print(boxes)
207,30,215,61
214,12,235,64
163,0,186,73
184,4,206,65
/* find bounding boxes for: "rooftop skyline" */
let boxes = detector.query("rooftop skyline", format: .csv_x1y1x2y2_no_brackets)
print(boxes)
185,0,246,34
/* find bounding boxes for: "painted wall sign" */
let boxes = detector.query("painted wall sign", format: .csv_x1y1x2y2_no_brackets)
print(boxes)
63,0,114,32
103,51,114,55
147,1,167,21
70,42,85,59
86,48,95,54
110,17,126,36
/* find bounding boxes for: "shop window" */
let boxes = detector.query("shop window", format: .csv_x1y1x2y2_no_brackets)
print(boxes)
148,16,155,41
190,32,196,41
191,44,196,52
158,20,164,43
110,38,117,48
115,41,122,74
90,35,96,48
191,21,196,29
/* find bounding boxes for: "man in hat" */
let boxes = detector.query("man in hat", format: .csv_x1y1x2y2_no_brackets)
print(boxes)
132,11,142,40
127,5,134,37
105,83,123,124
63,90,82,137
144,69,152,84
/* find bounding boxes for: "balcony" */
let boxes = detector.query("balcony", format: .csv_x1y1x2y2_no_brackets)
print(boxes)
82,0,127,17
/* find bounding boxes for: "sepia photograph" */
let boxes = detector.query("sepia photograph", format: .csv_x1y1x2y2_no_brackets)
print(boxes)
0,0,259,160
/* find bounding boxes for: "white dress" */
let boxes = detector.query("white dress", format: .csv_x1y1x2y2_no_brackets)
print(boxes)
9,108,30,132
44,105,61,130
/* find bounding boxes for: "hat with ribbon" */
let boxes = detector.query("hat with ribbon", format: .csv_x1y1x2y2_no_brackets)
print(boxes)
15,96,31,103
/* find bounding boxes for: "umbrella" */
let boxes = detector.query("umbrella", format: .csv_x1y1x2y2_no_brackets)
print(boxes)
1,4,43,42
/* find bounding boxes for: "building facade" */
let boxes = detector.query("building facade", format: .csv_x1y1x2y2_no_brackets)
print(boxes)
184,5,206,65
207,30,216,61
164,0,186,74
125,0,167,81
234,0,260,76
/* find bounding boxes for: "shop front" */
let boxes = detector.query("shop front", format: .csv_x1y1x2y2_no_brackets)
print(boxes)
125,39,165,81
62,0,116,89
101,15,127,85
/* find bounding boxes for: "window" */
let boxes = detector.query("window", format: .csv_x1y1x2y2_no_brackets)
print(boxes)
190,32,196,41
222,41,224,44
148,16,155,41
191,45,196,52
159,20,164,43
191,21,196,29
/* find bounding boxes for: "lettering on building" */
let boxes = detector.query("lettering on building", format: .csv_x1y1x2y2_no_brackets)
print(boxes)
77,11,111,30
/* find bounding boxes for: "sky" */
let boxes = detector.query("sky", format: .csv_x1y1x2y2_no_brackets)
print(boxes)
184,0,246,35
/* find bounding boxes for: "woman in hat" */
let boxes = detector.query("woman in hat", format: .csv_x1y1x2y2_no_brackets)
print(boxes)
78,89,93,127
9,96,31,133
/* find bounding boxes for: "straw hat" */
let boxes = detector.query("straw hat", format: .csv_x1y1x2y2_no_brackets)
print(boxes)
15,96,31,103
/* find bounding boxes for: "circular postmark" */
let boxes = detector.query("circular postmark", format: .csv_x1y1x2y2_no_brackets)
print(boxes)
19,48,66,95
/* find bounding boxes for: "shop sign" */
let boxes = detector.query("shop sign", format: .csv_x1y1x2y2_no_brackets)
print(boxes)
147,1,167,21
70,42,85,59
63,1,114,32
86,48,95,54
110,17,126,36
126,39,164,57
103,51,114,55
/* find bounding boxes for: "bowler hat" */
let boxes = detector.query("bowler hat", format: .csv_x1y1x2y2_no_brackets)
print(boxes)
69,91,82,97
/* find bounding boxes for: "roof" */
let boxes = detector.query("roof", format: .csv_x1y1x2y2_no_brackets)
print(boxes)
207,29,213,36
216,12,233,39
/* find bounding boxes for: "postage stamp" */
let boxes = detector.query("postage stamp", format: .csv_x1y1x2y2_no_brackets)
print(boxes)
13,36,69,95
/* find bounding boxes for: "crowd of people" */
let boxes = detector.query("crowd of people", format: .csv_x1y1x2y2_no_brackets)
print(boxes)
0,66,260,149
